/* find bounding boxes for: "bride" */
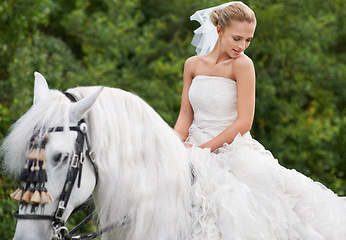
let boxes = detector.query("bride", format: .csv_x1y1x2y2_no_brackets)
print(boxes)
175,1,346,239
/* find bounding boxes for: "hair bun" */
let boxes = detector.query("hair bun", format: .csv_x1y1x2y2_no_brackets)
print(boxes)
210,10,222,26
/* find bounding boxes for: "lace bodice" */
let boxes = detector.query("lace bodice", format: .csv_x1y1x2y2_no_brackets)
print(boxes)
187,75,238,145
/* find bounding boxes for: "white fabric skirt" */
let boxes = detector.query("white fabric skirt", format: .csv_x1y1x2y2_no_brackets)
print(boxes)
187,132,346,240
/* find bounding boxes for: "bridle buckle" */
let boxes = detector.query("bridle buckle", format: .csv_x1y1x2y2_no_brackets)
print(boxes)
87,150,96,162
55,201,66,220
71,154,79,168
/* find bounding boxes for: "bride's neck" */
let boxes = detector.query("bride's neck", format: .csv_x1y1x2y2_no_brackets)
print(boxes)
208,42,232,65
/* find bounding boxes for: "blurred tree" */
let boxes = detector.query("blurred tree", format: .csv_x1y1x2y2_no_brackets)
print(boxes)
249,0,346,194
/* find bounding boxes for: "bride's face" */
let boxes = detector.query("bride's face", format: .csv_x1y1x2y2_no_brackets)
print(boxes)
217,21,256,58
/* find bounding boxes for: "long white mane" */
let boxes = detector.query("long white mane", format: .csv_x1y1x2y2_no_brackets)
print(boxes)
2,86,192,239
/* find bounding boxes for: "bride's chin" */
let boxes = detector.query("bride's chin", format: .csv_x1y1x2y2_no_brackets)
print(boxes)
231,52,244,59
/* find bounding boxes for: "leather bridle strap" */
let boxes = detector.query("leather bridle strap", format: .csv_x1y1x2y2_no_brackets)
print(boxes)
14,209,54,220
49,120,98,226
64,214,130,240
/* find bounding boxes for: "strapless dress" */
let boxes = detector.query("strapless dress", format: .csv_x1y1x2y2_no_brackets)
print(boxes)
186,75,346,240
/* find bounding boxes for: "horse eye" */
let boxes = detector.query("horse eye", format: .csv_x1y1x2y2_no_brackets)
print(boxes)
52,153,69,164
53,153,62,163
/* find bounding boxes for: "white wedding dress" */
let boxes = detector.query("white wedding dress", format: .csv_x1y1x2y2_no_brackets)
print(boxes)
186,75,346,240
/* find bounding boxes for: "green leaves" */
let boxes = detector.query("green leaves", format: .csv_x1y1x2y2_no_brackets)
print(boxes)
250,0,346,194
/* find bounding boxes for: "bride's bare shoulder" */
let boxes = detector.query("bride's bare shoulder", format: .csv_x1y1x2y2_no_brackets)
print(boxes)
233,54,254,68
184,56,203,77
185,55,203,66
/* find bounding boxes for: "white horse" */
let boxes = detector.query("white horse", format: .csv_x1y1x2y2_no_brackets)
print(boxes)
2,72,194,240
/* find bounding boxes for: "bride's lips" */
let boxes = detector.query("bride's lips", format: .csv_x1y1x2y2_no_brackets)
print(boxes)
233,49,241,55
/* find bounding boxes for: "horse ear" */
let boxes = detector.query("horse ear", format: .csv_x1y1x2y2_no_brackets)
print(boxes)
34,72,50,105
69,87,103,122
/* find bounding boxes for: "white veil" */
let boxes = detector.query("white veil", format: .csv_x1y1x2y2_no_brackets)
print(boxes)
190,1,244,55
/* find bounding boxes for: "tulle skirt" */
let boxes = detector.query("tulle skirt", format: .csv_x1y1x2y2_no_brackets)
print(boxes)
187,132,346,240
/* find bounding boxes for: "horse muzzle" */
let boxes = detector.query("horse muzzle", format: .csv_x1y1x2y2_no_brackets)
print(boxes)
13,219,53,240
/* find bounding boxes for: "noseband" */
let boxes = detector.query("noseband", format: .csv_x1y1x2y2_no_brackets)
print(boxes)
14,92,99,239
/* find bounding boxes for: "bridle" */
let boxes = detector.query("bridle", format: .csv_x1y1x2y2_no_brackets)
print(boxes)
13,92,122,240
50,119,99,239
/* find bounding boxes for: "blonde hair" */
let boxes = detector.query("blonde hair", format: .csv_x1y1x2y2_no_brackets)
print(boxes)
210,2,256,28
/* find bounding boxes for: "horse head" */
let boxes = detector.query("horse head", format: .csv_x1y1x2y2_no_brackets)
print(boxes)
7,72,102,240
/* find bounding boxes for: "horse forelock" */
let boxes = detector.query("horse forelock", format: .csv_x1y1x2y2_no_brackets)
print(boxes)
1,90,73,175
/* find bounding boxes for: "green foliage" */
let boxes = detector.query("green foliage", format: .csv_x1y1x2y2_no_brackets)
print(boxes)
249,0,346,194
0,0,345,237
0,170,19,240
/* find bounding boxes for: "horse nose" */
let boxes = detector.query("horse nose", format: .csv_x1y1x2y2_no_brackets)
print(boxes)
13,219,52,240
13,234,46,240
13,232,50,240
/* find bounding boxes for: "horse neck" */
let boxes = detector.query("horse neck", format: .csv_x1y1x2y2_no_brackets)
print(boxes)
81,87,193,239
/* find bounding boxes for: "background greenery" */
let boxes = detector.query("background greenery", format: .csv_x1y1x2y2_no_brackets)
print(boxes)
0,0,345,238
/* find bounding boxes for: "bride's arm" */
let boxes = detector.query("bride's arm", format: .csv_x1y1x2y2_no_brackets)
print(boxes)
174,57,197,141
199,55,256,152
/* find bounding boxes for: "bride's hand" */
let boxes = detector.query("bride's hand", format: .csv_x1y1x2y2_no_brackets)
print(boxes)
183,142,193,148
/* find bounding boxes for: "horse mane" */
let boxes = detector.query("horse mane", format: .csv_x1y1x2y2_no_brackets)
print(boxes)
2,86,192,239
68,87,192,239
